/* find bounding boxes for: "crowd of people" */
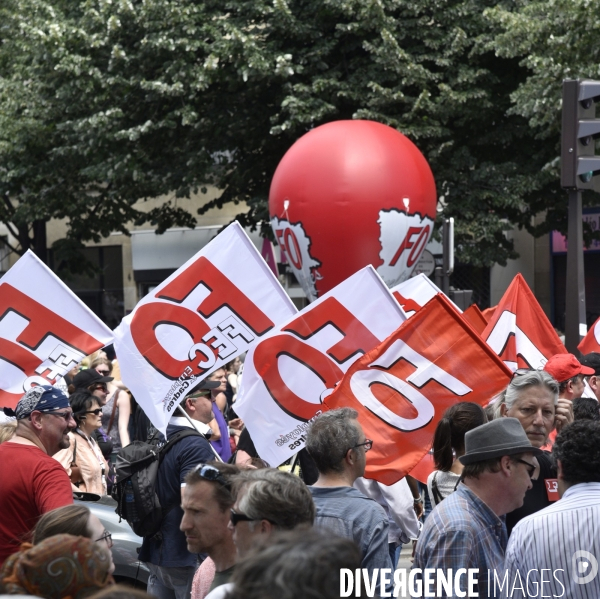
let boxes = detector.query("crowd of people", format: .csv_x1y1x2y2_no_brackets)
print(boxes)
0,349,599,599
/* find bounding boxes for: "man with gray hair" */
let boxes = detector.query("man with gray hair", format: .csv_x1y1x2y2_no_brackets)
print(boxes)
305,408,393,585
229,468,315,558
495,370,571,534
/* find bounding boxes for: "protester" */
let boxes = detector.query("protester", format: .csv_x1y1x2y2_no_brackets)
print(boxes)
139,381,220,599
503,420,600,598
0,534,114,598
180,463,238,596
54,390,109,495
91,357,131,450
305,408,393,581
205,368,232,461
581,352,600,400
573,395,600,421
225,529,362,599
0,386,74,565
543,353,593,401
494,370,567,534
427,402,487,507
413,418,541,598
353,477,420,568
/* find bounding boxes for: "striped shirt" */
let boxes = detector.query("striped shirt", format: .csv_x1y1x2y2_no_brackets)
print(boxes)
413,483,507,598
502,482,600,599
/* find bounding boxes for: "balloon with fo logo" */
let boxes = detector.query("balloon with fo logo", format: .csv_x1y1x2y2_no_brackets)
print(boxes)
269,120,437,301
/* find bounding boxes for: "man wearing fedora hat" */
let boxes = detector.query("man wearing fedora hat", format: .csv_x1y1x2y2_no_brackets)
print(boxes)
413,418,542,598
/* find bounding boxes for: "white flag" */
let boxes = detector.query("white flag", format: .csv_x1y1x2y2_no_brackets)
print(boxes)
114,222,297,434
234,266,407,467
0,251,114,408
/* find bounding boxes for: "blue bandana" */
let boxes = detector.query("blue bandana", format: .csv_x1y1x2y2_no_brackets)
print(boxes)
9,385,70,419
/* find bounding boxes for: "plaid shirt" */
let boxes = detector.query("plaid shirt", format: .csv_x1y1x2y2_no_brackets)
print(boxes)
413,483,507,598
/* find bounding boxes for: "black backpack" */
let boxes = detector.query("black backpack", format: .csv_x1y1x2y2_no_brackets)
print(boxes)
112,428,202,538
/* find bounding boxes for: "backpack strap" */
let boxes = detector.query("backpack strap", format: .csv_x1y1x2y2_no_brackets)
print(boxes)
431,471,445,505
158,428,204,464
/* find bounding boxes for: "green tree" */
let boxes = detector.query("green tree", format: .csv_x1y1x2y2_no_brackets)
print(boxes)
0,0,578,272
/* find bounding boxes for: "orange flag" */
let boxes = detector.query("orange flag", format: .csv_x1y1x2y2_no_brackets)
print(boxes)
462,304,488,335
482,274,566,371
324,294,512,485
578,316,600,354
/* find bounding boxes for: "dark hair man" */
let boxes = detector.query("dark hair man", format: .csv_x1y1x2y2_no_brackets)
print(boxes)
0,386,75,565
573,396,600,421
181,462,238,597
229,468,315,558
305,408,393,582
495,370,566,534
413,418,541,598
581,352,600,401
504,420,600,599
138,380,220,599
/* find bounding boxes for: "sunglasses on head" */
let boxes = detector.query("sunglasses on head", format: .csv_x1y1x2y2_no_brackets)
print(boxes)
192,464,230,488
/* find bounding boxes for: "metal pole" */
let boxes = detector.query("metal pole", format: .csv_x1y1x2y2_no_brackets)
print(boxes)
564,189,587,354
442,219,450,295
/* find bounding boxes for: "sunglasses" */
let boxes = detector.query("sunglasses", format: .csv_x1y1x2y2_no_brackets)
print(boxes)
192,464,230,488
96,369,110,376
230,508,275,527
514,458,536,478
45,411,75,422
91,383,108,392
85,409,103,416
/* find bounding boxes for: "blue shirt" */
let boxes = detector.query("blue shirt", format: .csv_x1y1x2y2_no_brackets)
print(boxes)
309,486,393,577
413,483,507,598
138,422,215,568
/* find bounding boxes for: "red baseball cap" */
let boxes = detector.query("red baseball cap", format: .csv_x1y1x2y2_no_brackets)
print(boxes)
543,353,594,383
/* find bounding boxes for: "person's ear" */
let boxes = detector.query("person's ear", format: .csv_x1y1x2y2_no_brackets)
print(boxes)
500,402,508,417
29,411,44,431
259,520,273,535
556,459,565,481
500,455,513,476
345,447,356,466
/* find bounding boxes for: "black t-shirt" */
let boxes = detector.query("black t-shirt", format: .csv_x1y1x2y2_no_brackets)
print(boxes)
505,451,557,536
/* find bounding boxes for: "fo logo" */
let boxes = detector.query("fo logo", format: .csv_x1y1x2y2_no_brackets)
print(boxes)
572,550,599,585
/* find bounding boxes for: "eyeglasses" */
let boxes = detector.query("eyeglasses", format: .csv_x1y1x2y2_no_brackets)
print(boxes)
45,411,75,422
95,530,113,549
192,464,230,488
350,439,373,452
514,458,536,478
230,508,275,527
85,409,103,416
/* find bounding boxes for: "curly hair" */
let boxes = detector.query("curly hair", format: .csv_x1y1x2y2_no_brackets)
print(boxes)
553,420,600,484
572,397,600,421
305,408,360,474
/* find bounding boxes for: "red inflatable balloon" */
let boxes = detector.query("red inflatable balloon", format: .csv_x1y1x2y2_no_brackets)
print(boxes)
269,120,437,301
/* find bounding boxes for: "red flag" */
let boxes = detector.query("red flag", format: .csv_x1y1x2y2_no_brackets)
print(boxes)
482,274,566,371
324,294,511,485
482,305,497,321
462,304,488,335
578,316,600,354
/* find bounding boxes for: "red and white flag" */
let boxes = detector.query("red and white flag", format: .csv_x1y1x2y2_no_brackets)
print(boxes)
114,222,297,434
0,251,114,408
325,294,512,485
462,304,488,335
578,316,600,355
234,267,407,467
482,274,566,371
390,273,458,317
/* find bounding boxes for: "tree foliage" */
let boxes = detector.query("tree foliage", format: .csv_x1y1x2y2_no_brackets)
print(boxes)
0,0,592,272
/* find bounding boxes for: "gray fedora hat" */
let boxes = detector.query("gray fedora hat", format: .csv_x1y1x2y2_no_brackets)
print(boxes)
459,417,544,465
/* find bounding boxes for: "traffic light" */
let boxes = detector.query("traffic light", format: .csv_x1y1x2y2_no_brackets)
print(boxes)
561,79,600,190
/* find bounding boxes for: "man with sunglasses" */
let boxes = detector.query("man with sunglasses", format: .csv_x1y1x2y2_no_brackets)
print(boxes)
180,463,239,598
0,386,75,566
139,380,221,599
413,418,541,599
305,408,393,591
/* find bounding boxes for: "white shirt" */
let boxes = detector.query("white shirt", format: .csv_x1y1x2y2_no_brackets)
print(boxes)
502,482,600,599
